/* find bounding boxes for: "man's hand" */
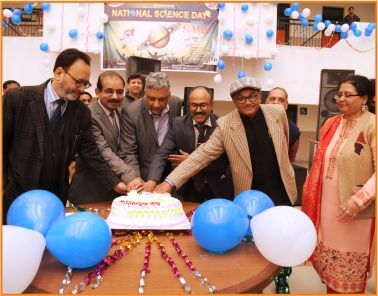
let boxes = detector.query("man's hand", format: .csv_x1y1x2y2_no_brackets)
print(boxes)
113,182,129,195
168,150,189,167
144,180,157,192
154,181,174,193
127,177,145,192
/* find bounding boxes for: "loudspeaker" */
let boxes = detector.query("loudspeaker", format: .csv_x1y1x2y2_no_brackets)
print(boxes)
183,86,214,115
126,56,161,79
316,69,355,140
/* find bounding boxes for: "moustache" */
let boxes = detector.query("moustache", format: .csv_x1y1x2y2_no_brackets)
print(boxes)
194,112,206,116
108,99,121,104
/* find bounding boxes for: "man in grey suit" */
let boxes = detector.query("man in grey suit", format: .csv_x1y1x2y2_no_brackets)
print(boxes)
145,86,233,202
68,71,143,204
119,72,182,182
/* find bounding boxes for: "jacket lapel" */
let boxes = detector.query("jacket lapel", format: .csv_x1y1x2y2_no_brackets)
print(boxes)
29,82,49,159
183,115,196,152
260,105,282,161
94,100,119,145
229,110,252,172
142,99,158,145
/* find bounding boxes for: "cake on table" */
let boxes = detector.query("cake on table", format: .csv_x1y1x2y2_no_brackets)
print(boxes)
106,191,191,230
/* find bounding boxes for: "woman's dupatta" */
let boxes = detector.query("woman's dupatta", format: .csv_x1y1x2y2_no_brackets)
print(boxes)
302,115,343,232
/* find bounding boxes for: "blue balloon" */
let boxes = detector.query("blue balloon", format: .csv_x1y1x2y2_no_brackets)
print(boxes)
301,19,309,28
13,9,22,17
353,29,362,37
335,24,341,33
223,30,233,40
41,3,51,11
340,31,348,39
312,24,318,31
365,27,373,34
237,70,246,79
314,14,322,23
367,23,376,29
7,189,65,236
266,29,274,38
364,30,372,37
218,3,225,10
324,20,331,28
96,32,104,39
10,14,21,25
39,42,49,52
217,59,226,70
298,13,304,21
245,34,253,44
263,61,272,71
191,199,249,253
284,8,292,17
349,22,357,31
24,4,33,14
241,4,248,12
2,20,7,28
68,29,78,38
291,3,300,11
46,212,112,268
234,190,274,237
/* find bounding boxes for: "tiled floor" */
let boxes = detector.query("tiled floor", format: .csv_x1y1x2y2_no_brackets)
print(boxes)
262,263,376,294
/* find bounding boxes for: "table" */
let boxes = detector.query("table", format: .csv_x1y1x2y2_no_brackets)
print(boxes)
27,202,281,294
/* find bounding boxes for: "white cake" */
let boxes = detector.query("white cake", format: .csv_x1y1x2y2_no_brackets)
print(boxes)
106,191,190,229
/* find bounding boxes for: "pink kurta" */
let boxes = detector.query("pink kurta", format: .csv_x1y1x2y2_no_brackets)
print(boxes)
312,117,375,293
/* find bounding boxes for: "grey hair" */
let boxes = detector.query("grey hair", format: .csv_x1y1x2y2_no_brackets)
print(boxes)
145,72,170,90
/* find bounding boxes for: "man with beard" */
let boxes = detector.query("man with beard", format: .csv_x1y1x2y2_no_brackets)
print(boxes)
145,86,233,202
3,48,128,219
68,71,144,203
124,73,144,105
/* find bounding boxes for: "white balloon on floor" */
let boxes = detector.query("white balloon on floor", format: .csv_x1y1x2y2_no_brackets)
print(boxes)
251,206,317,267
3,225,46,293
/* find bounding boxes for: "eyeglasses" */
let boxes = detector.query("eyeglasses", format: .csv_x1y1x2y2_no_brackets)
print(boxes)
334,93,362,100
102,89,125,96
66,71,92,89
190,102,210,109
234,93,259,104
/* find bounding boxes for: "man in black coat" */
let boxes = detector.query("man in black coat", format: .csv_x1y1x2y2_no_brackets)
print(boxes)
3,48,128,219
145,86,233,202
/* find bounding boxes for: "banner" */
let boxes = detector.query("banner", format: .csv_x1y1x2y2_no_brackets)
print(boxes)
102,3,219,72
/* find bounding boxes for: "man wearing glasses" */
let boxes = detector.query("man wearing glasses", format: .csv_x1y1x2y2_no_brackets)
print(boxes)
119,72,182,185
155,77,297,208
3,48,128,220
145,86,233,202
68,71,144,203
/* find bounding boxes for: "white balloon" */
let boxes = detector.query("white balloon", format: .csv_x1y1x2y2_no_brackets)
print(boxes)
246,15,256,25
291,11,299,19
324,29,332,37
265,13,273,24
3,9,13,18
102,13,109,24
221,44,230,55
328,24,336,32
269,47,278,57
213,74,222,84
317,22,325,31
218,13,225,24
341,23,349,32
266,78,274,89
244,49,253,59
251,206,317,267
3,225,46,293
302,8,311,18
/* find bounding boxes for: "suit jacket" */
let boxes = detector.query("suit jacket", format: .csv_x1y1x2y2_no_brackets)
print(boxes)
167,105,297,205
119,95,182,180
148,114,233,200
3,81,120,213
68,100,138,203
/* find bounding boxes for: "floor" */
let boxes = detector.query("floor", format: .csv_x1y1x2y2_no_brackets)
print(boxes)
262,262,376,294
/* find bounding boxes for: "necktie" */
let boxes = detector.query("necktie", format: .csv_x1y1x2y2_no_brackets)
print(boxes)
193,124,208,191
50,99,65,129
109,111,120,137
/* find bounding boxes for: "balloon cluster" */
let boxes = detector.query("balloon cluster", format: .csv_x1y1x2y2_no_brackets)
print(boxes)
191,190,317,267
3,189,112,293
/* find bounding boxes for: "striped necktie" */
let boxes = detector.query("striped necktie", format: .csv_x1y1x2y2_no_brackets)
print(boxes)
50,99,65,129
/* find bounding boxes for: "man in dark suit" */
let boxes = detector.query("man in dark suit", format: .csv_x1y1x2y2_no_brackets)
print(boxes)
119,72,182,182
145,86,233,202
3,48,128,218
68,71,143,204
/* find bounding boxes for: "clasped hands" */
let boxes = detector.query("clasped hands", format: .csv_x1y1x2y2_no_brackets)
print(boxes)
337,189,371,223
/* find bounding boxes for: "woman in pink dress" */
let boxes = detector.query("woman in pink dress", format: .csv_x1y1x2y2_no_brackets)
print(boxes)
302,75,375,293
